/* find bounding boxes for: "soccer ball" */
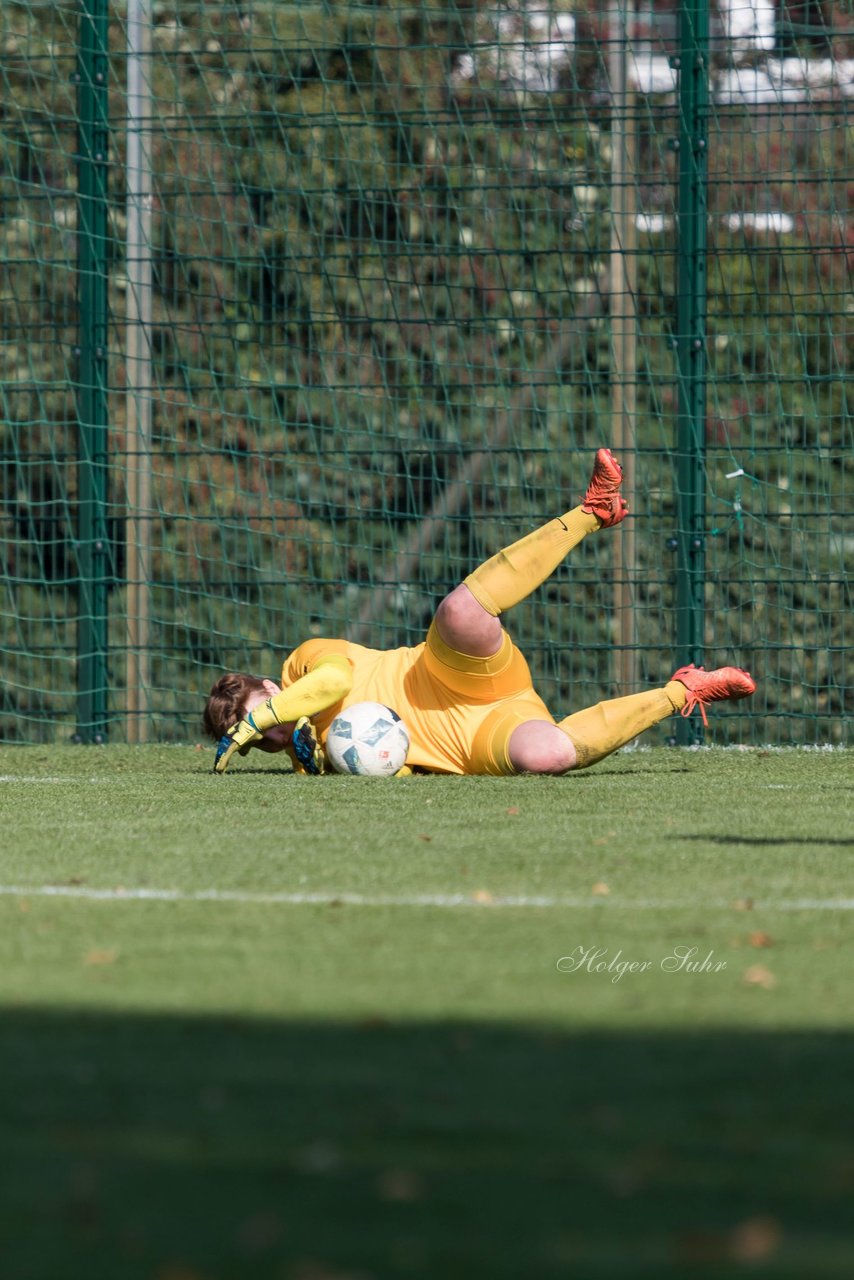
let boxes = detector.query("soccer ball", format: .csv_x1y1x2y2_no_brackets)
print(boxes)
325,702,410,777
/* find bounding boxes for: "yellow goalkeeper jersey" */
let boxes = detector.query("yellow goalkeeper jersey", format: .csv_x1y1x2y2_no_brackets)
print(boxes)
280,632,552,775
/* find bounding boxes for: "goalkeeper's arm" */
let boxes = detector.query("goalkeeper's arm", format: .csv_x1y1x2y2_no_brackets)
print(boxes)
214,654,353,774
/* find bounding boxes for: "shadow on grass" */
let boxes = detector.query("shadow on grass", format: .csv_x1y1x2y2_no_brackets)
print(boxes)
201,767,297,777
569,768,697,779
669,835,854,847
2,1011,854,1279
199,767,703,782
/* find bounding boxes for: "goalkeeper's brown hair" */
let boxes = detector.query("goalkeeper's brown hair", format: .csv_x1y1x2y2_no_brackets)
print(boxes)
203,672,270,740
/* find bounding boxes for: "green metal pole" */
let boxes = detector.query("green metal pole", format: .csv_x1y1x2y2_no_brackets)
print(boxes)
674,0,708,744
75,0,110,743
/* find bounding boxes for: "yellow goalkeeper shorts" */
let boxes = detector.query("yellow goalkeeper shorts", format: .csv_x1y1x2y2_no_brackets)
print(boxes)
422,623,553,774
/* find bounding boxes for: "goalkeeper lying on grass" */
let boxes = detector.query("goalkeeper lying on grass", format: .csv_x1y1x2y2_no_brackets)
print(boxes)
205,449,755,776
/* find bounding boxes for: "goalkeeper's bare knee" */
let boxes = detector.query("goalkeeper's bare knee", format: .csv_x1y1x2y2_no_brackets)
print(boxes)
507,721,577,774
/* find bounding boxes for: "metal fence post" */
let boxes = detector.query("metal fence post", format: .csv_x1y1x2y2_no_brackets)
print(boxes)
609,0,638,698
675,0,709,743
75,0,110,743
126,0,153,743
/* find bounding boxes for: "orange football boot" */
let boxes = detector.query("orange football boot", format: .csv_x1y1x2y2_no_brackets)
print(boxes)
582,447,628,527
671,663,757,727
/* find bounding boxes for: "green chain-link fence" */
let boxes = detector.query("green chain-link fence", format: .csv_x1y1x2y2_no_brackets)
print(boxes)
1,1,851,744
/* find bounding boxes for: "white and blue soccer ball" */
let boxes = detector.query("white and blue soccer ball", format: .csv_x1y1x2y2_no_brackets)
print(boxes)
325,702,410,777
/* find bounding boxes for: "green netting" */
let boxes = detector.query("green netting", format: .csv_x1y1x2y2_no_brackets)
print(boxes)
0,1,851,744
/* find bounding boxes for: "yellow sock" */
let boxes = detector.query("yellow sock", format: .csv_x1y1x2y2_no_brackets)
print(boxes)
464,506,600,616
559,682,687,769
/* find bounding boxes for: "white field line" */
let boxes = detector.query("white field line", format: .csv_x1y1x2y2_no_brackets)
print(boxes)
0,776,71,783
1,883,854,912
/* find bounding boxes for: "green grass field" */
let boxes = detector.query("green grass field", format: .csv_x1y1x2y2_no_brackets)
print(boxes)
1,745,853,1279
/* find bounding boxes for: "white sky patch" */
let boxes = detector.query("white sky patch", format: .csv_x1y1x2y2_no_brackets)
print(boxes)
722,211,796,235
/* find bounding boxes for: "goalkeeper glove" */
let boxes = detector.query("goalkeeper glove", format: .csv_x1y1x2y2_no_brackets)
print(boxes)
292,716,325,775
213,712,263,774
